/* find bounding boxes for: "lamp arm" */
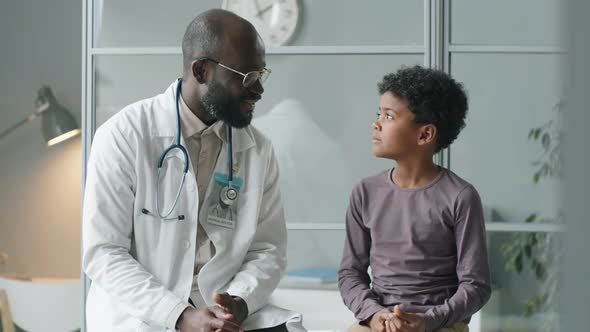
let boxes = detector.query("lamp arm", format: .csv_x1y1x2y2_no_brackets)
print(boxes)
0,101,49,141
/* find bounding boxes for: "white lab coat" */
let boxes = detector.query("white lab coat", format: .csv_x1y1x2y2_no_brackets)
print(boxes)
82,82,305,332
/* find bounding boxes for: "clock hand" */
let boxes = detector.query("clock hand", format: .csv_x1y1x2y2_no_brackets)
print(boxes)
253,0,263,12
256,4,274,18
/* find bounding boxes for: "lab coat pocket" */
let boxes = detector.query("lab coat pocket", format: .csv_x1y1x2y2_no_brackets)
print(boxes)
203,189,261,251
235,189,261,230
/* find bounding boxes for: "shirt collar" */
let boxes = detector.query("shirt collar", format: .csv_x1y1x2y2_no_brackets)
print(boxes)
178,92,226,143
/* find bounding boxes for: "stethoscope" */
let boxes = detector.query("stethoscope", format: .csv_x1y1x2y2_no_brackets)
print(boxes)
141,79,238,220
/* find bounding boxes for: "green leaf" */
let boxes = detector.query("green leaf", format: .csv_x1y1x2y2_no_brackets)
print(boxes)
524,302,533,317
542,133,551,150
535,263,547,281
524,244,532,258
529,232,538,246
525,213,537,223
522,295,547,317
533,172,541,184
534,128,542,140
528,128,536,139
515,253,523,273
504,261,513,272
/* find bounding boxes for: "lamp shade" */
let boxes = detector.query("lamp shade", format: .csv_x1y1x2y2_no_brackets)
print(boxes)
37,86,80,146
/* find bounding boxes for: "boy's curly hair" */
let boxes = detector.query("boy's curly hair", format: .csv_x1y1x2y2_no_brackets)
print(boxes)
378,65,468,152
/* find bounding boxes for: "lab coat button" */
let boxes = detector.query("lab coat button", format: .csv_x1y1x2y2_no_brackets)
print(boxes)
182,240,191,249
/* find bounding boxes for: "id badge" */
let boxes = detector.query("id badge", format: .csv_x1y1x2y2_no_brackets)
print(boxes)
207,205,236,229
206,172,242,229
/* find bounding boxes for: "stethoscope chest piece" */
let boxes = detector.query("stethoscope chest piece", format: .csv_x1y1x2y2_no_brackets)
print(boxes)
220,186,239,208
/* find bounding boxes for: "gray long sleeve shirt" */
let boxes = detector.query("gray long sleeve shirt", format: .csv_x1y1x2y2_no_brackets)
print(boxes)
338,168,491,332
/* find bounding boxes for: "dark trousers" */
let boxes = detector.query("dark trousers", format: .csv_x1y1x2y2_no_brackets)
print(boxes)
247,323,289,332
188,297,289,332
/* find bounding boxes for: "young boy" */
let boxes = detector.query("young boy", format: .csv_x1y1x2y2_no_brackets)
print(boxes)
338,66,491,332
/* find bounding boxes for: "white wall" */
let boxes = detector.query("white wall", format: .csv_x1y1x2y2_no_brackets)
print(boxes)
0,0,82,278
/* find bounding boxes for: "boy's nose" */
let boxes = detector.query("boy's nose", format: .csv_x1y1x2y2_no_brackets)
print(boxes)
372,121,381,130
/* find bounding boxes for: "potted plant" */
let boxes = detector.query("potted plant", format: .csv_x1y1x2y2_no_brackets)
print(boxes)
501,100,563,330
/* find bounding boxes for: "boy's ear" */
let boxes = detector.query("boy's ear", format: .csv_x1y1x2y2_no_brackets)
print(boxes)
417,124,437,147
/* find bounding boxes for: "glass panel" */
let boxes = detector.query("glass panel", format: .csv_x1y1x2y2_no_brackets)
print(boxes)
284,229,344,275
450,0,561,46
450,53,562,224
280,0,424,46
95,53,424,223
94,0,423,47
94,55,183,124
481,232,561,331
93,0,220,47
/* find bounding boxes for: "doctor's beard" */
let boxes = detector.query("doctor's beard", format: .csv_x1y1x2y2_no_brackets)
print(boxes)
201,79,253,128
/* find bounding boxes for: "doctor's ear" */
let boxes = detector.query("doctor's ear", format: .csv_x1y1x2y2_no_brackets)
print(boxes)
191,59,209,84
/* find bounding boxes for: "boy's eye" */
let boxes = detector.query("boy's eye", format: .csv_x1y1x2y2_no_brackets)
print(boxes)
376,112,394,120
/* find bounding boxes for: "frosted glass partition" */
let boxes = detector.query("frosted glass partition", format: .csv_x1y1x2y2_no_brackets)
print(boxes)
286,229,345,272
93,0,219,47
94,0,424,47
450,53,562,224
95,55,183,124
95,53,422,223
450,0,561,46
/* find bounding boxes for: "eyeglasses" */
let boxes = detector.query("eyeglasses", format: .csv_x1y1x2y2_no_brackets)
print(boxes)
201,57,271,88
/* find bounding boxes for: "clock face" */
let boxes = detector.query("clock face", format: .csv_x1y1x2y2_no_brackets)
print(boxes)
222,0,300,47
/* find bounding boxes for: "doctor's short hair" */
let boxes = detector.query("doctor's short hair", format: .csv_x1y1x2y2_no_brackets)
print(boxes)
182,10,229,73
181,9,256,74
378,65,468,152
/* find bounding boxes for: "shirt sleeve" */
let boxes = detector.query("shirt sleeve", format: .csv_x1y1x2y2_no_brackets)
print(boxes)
83,122,188,328
338,184,385,324
165,303,191,330
422,185,492,332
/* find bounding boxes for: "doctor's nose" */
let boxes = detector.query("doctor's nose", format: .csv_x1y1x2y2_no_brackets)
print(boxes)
248,79,264,96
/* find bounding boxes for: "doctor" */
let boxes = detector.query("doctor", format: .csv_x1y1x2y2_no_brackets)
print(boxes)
82,9,302,332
